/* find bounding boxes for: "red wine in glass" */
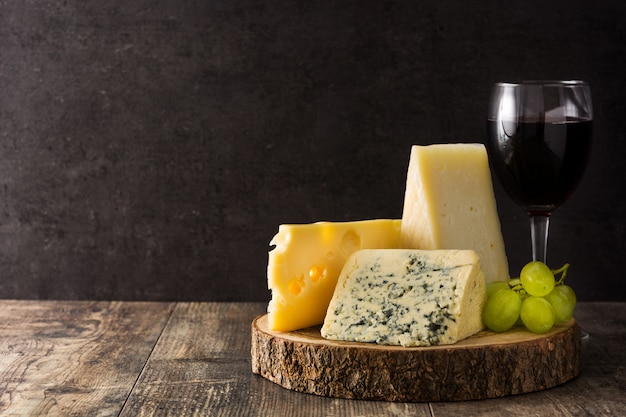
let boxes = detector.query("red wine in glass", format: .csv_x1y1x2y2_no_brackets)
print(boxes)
487,81,593,263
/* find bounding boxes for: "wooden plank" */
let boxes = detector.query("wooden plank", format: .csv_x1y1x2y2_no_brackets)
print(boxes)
0,301,619,415
121,302,433,416
0,300,174,416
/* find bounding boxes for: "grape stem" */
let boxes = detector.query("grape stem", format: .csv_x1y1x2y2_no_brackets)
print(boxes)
507,278,527,297
552,263,570,285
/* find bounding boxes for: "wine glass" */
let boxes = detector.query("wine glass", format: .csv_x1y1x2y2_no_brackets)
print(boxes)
486,80,593,264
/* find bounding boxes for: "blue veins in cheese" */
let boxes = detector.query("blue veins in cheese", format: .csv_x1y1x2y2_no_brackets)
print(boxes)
321,249,487,347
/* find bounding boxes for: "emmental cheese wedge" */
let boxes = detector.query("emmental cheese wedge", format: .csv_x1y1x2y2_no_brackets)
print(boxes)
400,143,509,283
321,249,487,347
267,219,402,331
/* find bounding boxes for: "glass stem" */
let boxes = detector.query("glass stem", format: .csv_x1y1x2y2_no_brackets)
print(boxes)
529,214,550,263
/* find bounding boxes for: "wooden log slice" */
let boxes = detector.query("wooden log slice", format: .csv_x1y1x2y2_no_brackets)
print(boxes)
251,314,581,402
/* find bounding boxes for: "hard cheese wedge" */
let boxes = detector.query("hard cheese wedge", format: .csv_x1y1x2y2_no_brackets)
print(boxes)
267,219,402,331
321,249,487,347
400,143,509,283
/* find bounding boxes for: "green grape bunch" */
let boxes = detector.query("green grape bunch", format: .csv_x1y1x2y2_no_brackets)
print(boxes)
482,261,576,334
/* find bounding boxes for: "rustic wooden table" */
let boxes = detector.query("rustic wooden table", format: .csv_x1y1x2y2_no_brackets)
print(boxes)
0,300,623,416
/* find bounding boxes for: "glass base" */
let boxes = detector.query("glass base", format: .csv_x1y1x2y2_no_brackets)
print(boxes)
581,328,590,341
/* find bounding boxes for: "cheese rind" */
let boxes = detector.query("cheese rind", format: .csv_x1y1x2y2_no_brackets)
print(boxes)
321,249,487,347
400,144,509,283
267,219,402,332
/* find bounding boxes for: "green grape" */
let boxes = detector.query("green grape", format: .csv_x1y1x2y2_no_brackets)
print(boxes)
520,296,555,333
560,284,577,307
520,261,555,297
486,281,510,299
482,288,522,332
545,286,575,324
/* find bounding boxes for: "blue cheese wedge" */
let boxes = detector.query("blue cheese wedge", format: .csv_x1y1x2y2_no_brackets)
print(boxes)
321,249,487,347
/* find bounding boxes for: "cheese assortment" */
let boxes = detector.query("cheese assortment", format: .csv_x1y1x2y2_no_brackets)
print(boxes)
265,142,511,347
321,249,487,347
400,144,509,283
267,219,402,331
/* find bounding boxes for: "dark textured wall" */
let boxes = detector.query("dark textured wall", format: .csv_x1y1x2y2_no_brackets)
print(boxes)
0,1,624,301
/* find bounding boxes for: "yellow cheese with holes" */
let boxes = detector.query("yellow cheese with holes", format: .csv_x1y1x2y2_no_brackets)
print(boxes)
400,143,509,283
267,219,402,331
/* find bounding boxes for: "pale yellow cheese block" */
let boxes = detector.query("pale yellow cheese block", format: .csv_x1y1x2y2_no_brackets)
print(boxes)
267,219,402,331
400,143,509,283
